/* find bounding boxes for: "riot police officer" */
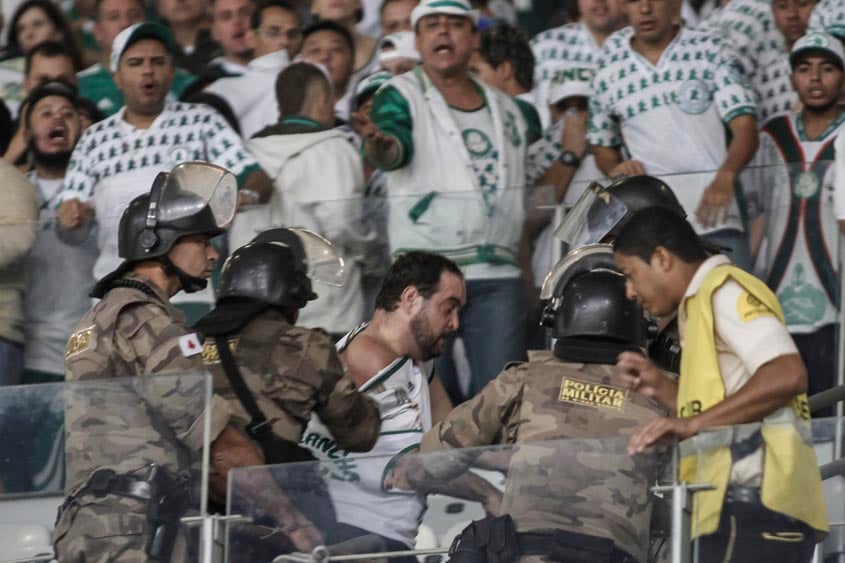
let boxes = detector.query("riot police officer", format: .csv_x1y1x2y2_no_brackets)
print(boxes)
56,162,259,562
193,228,381,553
555,175,692,372
420,245,668,563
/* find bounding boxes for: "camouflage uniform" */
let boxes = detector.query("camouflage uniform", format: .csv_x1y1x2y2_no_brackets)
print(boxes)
421,351,668,562
54,272,232,563
199,308,380,450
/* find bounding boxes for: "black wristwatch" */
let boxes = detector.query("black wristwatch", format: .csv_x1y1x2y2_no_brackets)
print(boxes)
558,150,581,168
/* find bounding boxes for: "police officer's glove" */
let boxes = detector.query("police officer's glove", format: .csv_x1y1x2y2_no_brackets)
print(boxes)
447,515,519,563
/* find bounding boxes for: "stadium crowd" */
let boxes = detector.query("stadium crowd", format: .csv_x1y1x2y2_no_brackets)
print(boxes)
0,0,842,406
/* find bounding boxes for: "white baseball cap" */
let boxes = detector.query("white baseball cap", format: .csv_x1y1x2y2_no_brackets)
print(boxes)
549,67,594,104
411,0,479,29
379,32,421,63
790,31,845,70
110,22,177,73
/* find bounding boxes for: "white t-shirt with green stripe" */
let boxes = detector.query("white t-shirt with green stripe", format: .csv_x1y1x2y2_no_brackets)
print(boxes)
301,323,431,547
588,26,757,233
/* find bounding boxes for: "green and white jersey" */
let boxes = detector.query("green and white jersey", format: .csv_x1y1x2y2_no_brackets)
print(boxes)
809,0,845,37
752,54,796,124
77,63,197,118
698,0,783,80
302,322,431,547
588,26,756,232
530,22,617,127
699,0,792,125
58,101,259,283
753,112,844,333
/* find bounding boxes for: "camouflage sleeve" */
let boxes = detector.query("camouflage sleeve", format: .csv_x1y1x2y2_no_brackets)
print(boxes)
421,365,526,452
318,375,380,452
116,303,232,449
261,327,372,443
266,328,380,450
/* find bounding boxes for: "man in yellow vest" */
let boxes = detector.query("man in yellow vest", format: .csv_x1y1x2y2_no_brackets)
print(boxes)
610,206,828,562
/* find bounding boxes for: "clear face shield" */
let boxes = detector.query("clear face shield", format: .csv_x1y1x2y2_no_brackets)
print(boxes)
540,243,616,300
274,227,346,288
553,182,629,248
153,161,238,231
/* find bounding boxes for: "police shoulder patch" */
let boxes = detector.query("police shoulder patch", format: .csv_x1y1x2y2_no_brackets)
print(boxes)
558,377,628,412
736,291,773,322
178,333,203,357
66,326,95,359
200,339,238,364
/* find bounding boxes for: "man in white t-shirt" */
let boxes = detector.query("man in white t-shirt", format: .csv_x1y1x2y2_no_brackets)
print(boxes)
588,0,759,269
530,0,626,128
302,252,501,554
55,22,272,319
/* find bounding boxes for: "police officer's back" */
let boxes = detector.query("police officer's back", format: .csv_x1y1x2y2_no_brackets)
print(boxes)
421,245,668,563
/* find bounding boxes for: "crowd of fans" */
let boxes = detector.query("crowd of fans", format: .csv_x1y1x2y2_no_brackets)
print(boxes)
0,0,843,409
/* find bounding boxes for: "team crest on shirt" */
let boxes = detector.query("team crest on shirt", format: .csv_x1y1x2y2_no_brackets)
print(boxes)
170,146,190,165
677,78,711,114
794,171,820,199
462,129,493,157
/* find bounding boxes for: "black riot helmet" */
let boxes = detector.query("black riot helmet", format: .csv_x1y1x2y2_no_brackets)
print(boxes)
540,244,654,363
555,176,686,249
119,162,237,261
91,162,237,298
194,228,345,336
218,227,345,308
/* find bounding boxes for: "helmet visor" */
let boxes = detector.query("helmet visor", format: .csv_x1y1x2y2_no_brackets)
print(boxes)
540,243,615,300
553,182,628,248
289,228,346,287
157,162,238,230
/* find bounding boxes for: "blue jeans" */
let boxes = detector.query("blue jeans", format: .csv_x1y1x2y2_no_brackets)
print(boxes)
0,337,23,386
436,278,528,403
701,229,752,271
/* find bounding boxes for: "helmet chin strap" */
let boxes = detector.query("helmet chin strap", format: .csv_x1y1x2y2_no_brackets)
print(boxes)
161,257,208,294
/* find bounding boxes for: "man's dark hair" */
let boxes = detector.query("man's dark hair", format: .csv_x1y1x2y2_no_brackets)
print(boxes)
477,25,534,92
250,0,301,30
375,252,464,312
275,62,332,116
25,40,78,77
302,20,355,57
613,207,709,264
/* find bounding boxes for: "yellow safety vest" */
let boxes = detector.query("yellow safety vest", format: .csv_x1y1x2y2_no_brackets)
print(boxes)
678,264,828,539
